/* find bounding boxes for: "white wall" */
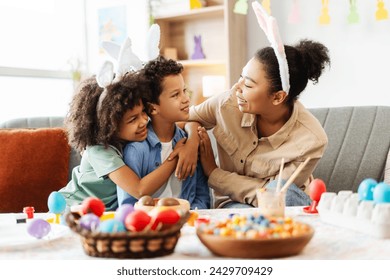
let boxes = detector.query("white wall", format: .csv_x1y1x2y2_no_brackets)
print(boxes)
246,0,390,108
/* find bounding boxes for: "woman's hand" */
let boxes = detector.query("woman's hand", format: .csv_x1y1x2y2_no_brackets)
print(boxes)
198,126,217,177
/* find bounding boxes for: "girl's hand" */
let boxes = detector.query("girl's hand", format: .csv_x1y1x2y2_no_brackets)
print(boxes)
198,127,217,177
169,137,187,160
169,136,199,180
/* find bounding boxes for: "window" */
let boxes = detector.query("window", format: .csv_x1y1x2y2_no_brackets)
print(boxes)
0,0,85,123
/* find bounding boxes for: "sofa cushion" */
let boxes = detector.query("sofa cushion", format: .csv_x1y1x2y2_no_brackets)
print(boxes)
385,150,390,185
310,106,390,192
0,128,70,213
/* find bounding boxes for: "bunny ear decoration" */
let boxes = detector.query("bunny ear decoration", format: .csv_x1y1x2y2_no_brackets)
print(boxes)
96,60,114,88
96,60,115,113
146,23,161,61
102,24,161,80
115,37,143,80
102,41,121,60
252,1,290,94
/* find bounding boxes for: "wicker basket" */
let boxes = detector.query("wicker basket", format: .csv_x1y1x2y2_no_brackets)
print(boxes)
66,211,190,259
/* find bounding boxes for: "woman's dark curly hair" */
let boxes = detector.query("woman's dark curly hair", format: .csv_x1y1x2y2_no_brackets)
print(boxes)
65,72,149,152
140,56,183,107
255,39,330,106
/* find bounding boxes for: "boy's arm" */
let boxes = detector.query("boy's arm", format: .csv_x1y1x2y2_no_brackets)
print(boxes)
110,138,186,199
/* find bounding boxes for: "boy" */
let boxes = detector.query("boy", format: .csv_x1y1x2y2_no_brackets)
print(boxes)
117,56,210,209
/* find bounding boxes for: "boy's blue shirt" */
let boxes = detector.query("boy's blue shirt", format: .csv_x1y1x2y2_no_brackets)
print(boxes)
117,122,210,209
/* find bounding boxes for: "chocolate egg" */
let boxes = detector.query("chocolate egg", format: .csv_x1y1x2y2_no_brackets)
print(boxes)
157,197,180,207
138,195,155,206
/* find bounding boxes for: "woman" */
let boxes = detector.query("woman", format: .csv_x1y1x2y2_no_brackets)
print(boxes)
182,39,330,208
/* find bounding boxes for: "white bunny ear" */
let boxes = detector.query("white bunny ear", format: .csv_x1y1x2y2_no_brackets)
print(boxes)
96,61,114,88
252,1,290,94
146,23,161,61
102,41,121,60
116,37,143,79
252,1,268,32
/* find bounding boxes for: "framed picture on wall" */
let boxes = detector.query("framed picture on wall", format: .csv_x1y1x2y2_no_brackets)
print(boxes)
85,0,149,74
97,5,127,54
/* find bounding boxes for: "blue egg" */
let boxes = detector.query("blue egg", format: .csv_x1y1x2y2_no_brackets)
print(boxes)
47,191,67,213
114,204,134,223
98,219,126,233
27,219,51,239
373,182,390,204
357,178,377,201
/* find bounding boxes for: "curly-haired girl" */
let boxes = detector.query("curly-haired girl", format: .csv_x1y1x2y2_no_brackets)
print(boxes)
59,72,184,211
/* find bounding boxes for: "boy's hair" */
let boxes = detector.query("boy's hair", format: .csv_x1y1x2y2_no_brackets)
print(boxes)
65,72,149,152
141,56,183,106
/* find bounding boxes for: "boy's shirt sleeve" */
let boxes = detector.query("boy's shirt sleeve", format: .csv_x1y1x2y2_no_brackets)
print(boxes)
191,162,211,209
122,144,143,178
87,145,125,179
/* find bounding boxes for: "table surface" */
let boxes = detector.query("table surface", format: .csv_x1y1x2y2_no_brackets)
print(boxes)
1,207,390,260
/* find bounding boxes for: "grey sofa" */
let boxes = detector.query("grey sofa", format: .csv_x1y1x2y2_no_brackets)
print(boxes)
1,106,389,195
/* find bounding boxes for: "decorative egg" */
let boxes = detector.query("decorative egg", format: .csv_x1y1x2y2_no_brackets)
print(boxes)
98,219,126,233
150,209,181,230
79,213,100,231
157,197,180,207
138,195,155,206
308,179,327,201
81,197,105,217
27,219,51,239
358,178,377,201
115,204,134,222
373,182,390,204
124,210,151,232
47,192,67,214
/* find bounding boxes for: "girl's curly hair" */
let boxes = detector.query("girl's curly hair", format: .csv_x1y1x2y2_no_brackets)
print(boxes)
65,72,149,152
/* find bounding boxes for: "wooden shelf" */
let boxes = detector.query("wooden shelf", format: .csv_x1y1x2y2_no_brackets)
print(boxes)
154,0,246,105
178,59,226,67
154,5,224,22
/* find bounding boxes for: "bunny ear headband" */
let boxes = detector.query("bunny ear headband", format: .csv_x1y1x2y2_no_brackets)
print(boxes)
95,24,161,112
252,1,290,94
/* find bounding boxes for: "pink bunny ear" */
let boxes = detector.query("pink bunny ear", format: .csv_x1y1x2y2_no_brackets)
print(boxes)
251,1,290,94
252,1,268,31
270,17,283,54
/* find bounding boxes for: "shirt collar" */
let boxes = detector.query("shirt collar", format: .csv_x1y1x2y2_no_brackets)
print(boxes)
146,122,185,147
240,101,301,150
267,101,300,149
241,113,255,127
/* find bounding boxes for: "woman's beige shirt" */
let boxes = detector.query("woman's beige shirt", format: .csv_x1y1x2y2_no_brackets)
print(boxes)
189,90,328,208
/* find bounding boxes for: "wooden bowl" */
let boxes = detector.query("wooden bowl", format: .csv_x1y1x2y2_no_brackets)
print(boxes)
196,224,314,259
134,198,190,213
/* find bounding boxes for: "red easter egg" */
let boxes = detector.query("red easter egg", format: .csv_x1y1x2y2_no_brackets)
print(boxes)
151,209,180,230
309,179,326,201
124,210,151,232
81,197,105,217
